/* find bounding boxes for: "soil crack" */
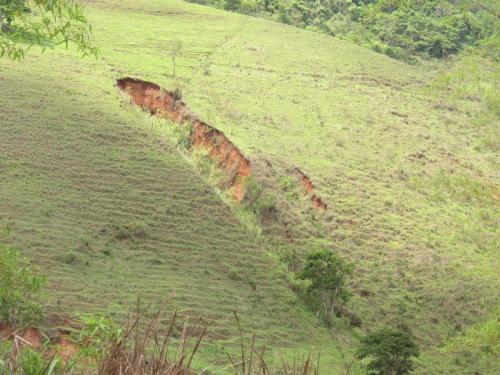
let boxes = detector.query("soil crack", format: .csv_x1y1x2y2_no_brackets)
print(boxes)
293,167,327,210
117,77,251,201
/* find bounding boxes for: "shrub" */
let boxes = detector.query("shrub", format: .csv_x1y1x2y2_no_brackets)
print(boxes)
172,123,192,150
242,177,277,220
371,43,383,54
0,244,45,326
357,327,419,375
299,249,353,326
444,312,500,357
75,314,121,361
278,245,302,273
115,221,148,240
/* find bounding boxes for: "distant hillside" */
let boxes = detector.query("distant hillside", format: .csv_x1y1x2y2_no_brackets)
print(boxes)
190,0,499,62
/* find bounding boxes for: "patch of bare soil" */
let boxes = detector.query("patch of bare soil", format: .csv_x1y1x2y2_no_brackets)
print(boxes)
0,323,43,350
46,332,80,364
0,321,80,363
117,78,251,201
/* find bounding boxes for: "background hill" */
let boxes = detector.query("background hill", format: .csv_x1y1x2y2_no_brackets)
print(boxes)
0,0,498,373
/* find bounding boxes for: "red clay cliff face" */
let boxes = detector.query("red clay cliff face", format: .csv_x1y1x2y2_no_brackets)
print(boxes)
293,167,327,210
117,78,251,202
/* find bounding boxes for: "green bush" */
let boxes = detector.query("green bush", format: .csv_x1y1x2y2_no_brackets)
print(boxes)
172,124,193,150
299,249,353,325
278,245,302,273
445,310,500,357
242,177,277,219
0,341,12,373
0,244,45,326
75,314,121,361
357,327,419,375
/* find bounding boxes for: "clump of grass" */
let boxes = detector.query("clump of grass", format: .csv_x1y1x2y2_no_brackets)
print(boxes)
97,303,206,375
226,312,320,375
242,177,277,221
114,221,148,240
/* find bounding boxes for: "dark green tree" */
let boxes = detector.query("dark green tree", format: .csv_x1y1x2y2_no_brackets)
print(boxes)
299,249,353,325
0,0,98,60
357,328,420,375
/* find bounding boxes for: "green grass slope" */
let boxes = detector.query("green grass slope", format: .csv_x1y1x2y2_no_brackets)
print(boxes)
1,0,498,373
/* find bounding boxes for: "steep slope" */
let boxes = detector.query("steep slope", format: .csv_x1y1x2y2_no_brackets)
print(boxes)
81,1,499,372
0,0,498,373
0,54,343,371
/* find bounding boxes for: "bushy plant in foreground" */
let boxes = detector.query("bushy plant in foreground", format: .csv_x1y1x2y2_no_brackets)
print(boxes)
0,244,45,326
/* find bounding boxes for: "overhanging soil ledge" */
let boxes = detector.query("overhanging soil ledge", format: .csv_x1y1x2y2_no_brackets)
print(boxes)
117,77,251,201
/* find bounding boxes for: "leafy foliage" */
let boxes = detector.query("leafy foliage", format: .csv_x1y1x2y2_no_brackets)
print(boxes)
243,177,277,220
357,327,419,375
0,244,45,326
433,33,500,125
445,309,500,357
0,0,98,60
75,314,122,361
299,249,353,325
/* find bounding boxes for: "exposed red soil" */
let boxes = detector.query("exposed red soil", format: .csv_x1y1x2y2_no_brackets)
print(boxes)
0,324,43,349
293,167,327,210
46,333,80,363
22,327,43,349
311,195,327,210
293,167,314,193
0,322,10,338
0,322,79,362
117,77,251,201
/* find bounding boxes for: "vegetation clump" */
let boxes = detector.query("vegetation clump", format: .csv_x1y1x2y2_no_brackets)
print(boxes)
0,244,45,326
357,327,419,375
445,309,500,357
299,249,353,326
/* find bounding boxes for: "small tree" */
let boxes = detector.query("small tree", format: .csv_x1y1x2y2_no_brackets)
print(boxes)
0,0,98,60
299,249,353,325
0,244,45,326
357,328,419,375
170,41,182,77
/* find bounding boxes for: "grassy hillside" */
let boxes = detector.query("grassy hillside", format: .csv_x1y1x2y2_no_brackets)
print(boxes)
0,36,342,373
0,0,498,373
